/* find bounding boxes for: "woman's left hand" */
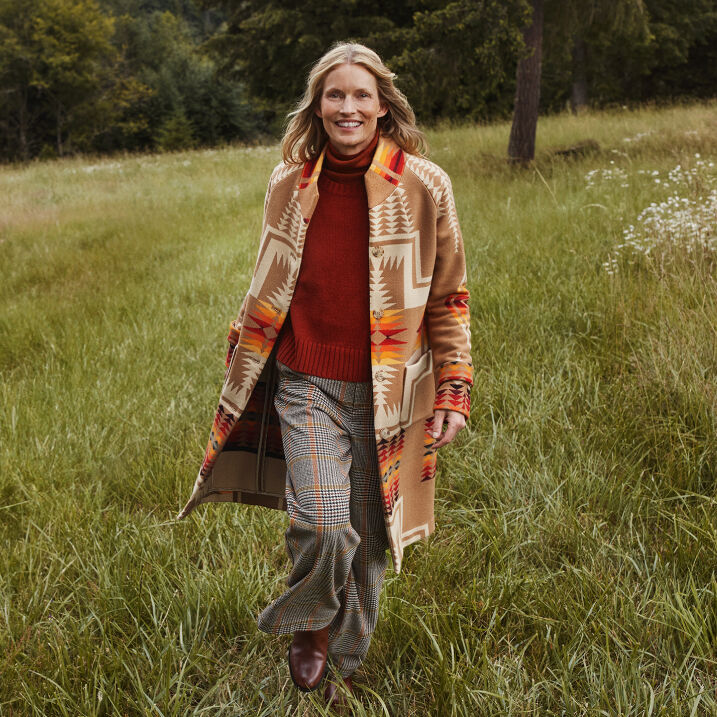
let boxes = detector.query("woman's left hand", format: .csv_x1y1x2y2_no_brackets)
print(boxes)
430,409,466,449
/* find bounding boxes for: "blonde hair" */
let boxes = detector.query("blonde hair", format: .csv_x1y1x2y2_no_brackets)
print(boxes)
281,42,427,164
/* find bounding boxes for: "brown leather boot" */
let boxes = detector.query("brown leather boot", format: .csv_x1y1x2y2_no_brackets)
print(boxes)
324,674,353,713
288,626,330,692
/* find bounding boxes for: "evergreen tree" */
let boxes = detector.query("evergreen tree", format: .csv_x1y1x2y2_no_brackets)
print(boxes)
111,9,263,151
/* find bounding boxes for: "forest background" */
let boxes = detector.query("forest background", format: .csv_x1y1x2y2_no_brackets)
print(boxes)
1,0,717,163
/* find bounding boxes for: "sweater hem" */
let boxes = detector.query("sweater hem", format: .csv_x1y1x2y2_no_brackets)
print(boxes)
276,332,371,382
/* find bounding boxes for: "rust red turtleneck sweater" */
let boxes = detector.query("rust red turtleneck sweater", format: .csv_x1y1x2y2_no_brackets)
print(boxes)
275,131,378,382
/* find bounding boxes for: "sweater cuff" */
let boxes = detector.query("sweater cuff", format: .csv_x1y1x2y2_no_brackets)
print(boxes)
433,362,473,418
434,379,471,418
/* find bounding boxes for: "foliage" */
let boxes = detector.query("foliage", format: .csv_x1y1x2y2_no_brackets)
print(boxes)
541,0,717,111
0,0,121,159
375,0,530,121
155,108,197,151
201,0,530,124
110,9,264,151
199,0,406,123
540,0,649,111
0,0,716,160
203,0,717,133
0,0,263,160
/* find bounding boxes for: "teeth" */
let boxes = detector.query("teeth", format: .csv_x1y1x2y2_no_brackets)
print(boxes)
337,121,361,127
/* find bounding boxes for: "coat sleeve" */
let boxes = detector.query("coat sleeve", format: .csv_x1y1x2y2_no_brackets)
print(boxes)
425,174,472,418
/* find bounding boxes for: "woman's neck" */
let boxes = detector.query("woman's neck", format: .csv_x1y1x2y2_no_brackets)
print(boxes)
323,131,379,178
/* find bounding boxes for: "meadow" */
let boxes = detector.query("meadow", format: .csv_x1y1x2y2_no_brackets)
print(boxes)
2,102,717,715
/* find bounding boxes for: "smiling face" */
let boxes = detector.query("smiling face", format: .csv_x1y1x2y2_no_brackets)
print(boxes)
316,63,388,156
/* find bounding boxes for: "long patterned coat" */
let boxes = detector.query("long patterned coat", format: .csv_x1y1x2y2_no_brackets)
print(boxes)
178,135,472,573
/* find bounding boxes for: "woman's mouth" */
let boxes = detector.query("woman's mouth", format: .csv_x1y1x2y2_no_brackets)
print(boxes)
336,121,362,128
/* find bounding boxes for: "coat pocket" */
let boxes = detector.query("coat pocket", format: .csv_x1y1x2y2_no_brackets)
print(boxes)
399,348,434,427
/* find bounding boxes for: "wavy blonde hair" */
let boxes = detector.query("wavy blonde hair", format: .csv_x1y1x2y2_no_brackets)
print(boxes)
281,42,427,164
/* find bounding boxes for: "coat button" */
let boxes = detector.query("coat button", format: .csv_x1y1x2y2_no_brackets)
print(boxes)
372,309,384,320
371,246,384,258
380,428,391,440
375,370,385,382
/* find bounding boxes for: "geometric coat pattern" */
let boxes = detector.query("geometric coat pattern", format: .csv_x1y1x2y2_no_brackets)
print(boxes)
178,134,472,573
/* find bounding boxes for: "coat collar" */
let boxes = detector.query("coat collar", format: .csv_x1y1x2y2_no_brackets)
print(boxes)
298,134,406,220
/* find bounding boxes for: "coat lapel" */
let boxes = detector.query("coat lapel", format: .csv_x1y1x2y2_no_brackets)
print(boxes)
297,135,406,220
365,135,406,208
298,151,323,221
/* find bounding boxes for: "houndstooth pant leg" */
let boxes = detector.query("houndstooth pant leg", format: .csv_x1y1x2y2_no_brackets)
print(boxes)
326,378,388,678
256,360,389,677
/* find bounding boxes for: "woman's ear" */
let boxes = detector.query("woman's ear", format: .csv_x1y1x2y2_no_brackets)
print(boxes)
378,104,388,118
315,106,323,119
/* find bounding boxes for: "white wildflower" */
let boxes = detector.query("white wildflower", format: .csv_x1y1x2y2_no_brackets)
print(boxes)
585,166,629,189
605,190,717,274
622,130,652,143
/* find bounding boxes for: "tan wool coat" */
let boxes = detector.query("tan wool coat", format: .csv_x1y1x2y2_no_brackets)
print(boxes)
178,135,473,573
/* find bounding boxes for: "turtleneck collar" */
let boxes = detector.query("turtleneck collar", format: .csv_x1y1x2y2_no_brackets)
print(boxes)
322,130,379,183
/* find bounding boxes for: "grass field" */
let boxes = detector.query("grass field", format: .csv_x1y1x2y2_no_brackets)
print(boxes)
2,102,717,716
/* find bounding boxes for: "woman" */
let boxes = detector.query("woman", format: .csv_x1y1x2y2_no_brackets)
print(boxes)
178,42,472,707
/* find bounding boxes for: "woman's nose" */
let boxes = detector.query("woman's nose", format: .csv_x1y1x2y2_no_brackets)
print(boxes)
340,96,356,113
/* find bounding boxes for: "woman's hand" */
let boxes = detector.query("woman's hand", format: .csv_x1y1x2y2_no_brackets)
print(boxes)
430,409,466,449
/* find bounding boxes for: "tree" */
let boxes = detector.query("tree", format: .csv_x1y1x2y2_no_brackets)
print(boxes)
32,0,119,155
374,0,529,122
0,0,39,159
155,108,196,150
200,0,529,126
608,0,717,101
111,9,263,150
538,0,717,113
508,0,543,163
199,0,401,127
0,0,128,159
540,0,649,114
507,0,649,162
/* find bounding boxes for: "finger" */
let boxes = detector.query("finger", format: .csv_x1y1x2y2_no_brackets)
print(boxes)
432,421,459,449
430,410,446,439
432,412,466,449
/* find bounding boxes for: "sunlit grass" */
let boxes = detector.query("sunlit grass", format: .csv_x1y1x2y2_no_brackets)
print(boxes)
2,102,717,715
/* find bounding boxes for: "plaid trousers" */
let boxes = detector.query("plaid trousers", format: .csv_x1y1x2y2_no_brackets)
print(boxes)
257,360,389,678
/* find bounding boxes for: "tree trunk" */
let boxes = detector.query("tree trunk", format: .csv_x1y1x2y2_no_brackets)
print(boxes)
19,89,29,161
56,103,63,157
508,0,544,164
570,33,588,114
